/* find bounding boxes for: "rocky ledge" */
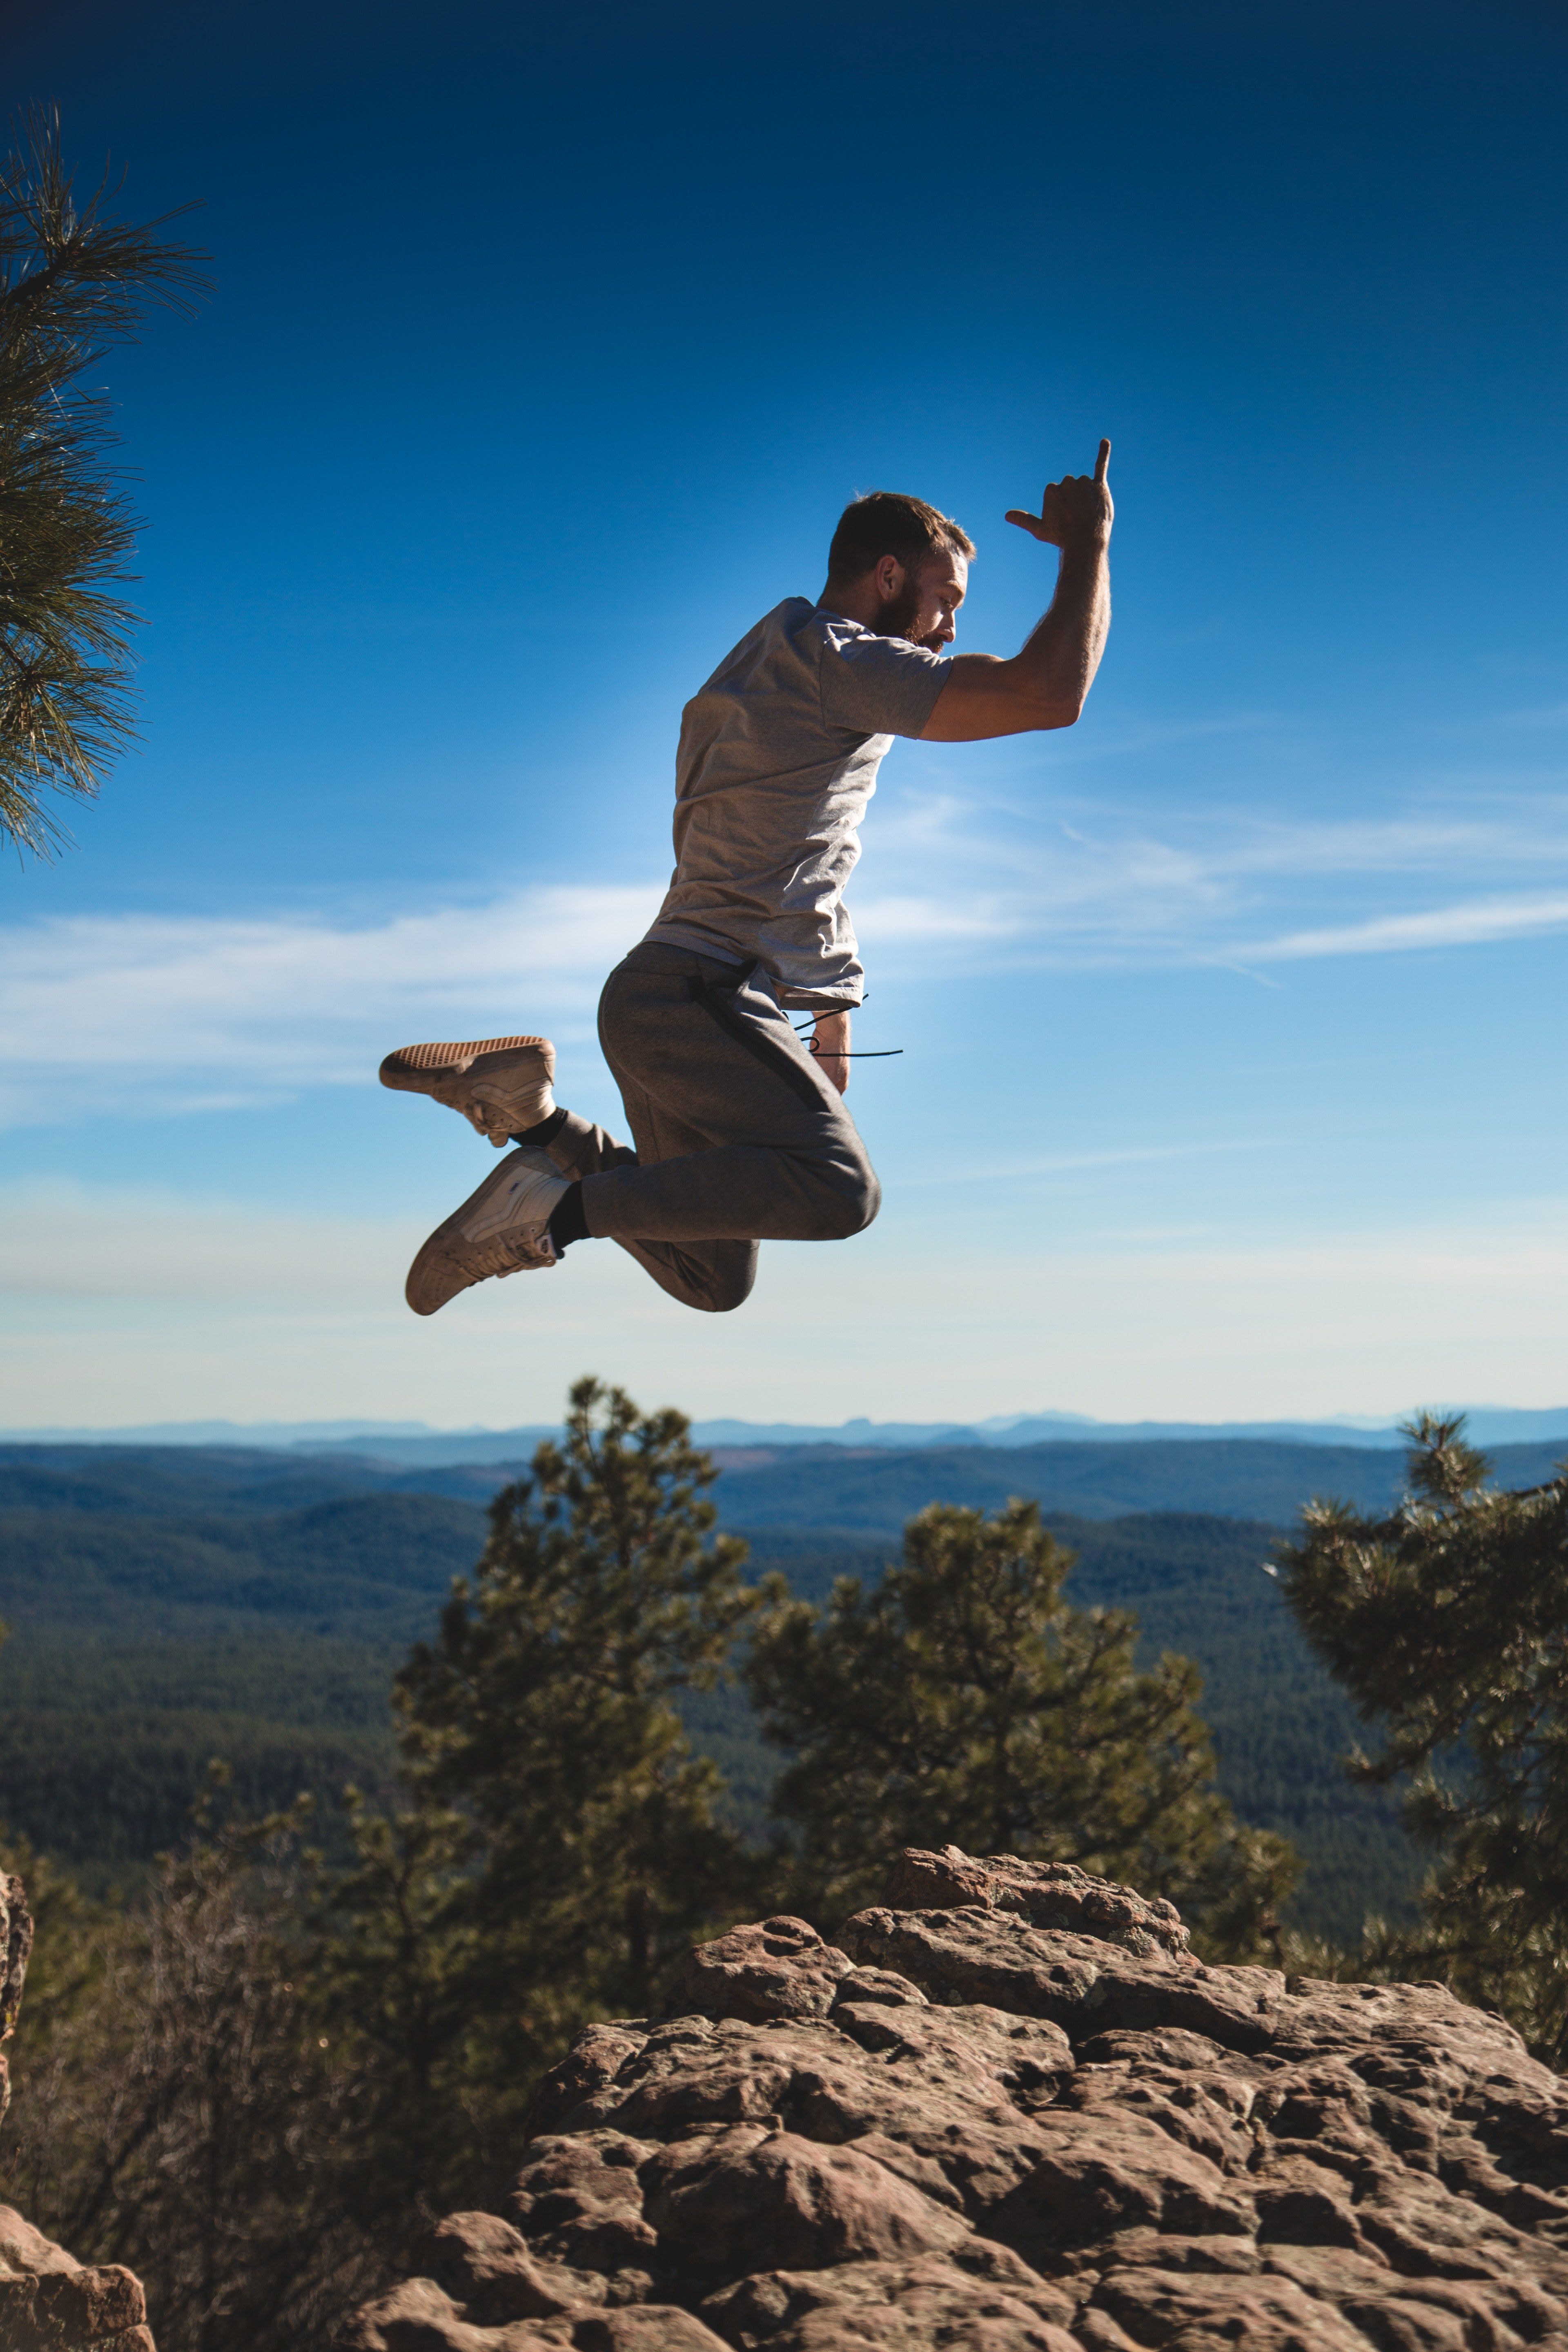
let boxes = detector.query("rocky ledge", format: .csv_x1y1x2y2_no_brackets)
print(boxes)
339,1846,1568,2352
0,2207,155,2352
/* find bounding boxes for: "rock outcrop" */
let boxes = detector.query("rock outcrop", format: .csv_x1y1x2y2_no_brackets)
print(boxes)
339,1847,1568,2352
0,1875,157,2351
0,2207,155,2352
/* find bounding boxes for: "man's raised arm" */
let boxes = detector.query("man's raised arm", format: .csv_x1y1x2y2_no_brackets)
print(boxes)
922,439,1113,743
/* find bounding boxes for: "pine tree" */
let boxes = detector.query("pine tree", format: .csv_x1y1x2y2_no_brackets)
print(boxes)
310,1792,503,2231
0,107,208,857
339,1379,765,2147
1278,1412,1568,2061
744,1497,1297,1959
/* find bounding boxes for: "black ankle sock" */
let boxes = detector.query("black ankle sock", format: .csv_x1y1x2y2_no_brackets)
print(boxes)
511,1105,569,1149
547,1181,590,1255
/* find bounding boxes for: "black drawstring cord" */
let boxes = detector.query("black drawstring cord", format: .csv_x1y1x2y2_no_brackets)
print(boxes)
790,1016,903,1060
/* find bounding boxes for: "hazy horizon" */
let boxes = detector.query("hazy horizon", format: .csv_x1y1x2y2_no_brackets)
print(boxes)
6,1401,1567,1450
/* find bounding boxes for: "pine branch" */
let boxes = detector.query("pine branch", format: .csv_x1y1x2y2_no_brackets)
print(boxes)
0,104,211,860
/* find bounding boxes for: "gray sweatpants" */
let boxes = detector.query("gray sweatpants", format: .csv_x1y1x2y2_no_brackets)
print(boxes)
541,941,880,1314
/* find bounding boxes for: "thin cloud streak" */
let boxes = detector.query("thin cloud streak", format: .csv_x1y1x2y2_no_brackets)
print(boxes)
902,1138,1280,1187
1241,893,1568,963
0,883,663,1125
0,885,659,1062
875,789,1568,888
860,785,1568,971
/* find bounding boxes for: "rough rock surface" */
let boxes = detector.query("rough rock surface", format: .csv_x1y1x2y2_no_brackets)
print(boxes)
0,2205,156,2352
2,1872,33,2135
0,1875,158,2350
337,1846,1568,2352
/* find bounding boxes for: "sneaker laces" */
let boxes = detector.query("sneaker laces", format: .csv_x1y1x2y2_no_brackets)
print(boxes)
451,1230,550,1281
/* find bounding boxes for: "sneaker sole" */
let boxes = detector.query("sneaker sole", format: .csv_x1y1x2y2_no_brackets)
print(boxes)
380,1036,556,1095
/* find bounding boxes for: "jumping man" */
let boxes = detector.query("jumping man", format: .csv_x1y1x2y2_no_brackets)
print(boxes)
382,441,1114,1316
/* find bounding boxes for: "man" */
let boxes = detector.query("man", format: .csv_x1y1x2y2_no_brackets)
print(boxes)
383,441,1113,1316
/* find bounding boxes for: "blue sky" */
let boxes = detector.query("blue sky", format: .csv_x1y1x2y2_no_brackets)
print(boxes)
3,0,1567,1428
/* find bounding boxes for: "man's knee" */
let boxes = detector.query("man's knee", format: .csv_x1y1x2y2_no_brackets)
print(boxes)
694,1262,757,1313
817,1153,881,1239
680,1245,757,1314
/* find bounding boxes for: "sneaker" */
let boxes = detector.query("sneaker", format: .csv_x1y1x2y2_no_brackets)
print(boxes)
405,1147,570,1316
380,1035,556,1147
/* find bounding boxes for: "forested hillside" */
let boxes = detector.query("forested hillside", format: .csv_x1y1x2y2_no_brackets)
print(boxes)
708,1434,1568,1529
0,1441,1417,1935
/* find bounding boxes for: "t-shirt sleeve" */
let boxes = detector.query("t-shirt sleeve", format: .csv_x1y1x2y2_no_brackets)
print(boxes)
816,620,951,738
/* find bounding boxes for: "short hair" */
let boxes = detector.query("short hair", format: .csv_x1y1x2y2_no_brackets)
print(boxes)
826,491,975,586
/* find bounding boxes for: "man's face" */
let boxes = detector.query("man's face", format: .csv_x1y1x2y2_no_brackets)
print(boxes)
876,549,968,650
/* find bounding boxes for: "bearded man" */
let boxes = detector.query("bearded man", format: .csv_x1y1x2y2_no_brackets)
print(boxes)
383,441,1113,1316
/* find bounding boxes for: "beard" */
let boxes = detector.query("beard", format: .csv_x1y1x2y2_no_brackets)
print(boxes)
873,582,940,648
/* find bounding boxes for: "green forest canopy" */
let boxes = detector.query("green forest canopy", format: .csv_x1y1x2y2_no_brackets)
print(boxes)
0,1441,1414,1936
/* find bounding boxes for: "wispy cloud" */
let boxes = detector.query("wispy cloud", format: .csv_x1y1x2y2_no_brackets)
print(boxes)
0,884,662,1126
1239,893,1568,963
8,780,1568,1131
902,1137,1280,1186
858,782,1568,971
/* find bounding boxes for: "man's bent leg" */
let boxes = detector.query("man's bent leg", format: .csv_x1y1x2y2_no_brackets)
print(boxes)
544,1100,758,1314
589,946,880,1250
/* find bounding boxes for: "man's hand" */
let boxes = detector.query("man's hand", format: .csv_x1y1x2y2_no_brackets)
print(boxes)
811,1009,850,1094
920,437,1113,744
1005,438,1113,548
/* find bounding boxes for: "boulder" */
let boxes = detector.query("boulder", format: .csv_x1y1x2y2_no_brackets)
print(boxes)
0,2205,155,2351
681,1920,855,2027
336,1844,1568,2351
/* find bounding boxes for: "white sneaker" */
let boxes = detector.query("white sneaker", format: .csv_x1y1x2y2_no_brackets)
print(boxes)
380,1035,556,1147
405,1148,570,1316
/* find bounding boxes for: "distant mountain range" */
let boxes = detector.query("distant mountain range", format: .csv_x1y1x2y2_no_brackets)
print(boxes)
3,1404,1567,1466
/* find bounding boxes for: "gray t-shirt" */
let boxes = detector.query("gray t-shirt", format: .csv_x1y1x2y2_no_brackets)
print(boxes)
644,597,951,1010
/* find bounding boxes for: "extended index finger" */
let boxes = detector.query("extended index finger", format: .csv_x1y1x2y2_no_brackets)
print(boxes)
1094,437,1111,484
